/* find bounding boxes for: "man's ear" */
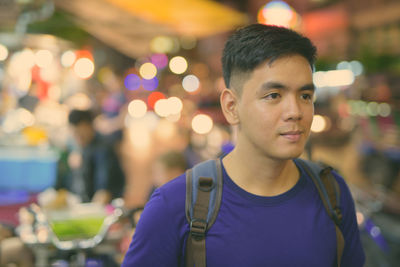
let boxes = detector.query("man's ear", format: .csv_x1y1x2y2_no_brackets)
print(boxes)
220,88,240,125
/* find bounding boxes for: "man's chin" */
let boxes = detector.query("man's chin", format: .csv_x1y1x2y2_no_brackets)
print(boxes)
272,149,304,161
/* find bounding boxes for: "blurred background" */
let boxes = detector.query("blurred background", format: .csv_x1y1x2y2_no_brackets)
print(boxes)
0,0,400,266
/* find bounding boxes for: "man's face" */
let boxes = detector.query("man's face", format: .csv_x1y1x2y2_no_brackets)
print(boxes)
70,121,95,148
233,54,314,160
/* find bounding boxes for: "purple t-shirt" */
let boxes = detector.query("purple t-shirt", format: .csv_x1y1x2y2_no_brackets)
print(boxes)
122,159,365,266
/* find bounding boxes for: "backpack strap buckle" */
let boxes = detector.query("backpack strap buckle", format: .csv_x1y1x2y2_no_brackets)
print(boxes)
332,207,343,225
190,218,208,240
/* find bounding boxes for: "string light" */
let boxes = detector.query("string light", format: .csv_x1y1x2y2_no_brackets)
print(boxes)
0,43,9,61
74,58,94,79
182,74,200,92
192,114,213,134
139,62,157,79
169,56,188,74
61,50,76,67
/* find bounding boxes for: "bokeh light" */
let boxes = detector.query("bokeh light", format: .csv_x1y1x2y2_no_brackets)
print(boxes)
182,74,200,92
378,103,391,117
313,70,354,88
148,92,166,109
350,61,363,76
337,60,364,76
40,65,59,83
180,36,197,50
154,99,170,117
2,108,35,133
35,50,53,68
150,36,174,54
151,53,168,69
61,50,76,67
336,61,351,70
192,114,213,134
128,99,147,118
11,49,35,71
0,43,9,61
169,56,188,74
311,115,327,133
73,58,95,79
16,72,32,93
168,97,183,114
153,97,184,118
142,77,159,91
48,85,62,101
166,113,181,122
257,1,299,29
366,102,379,117
139,62,157,79
65,93,92,110
124,74,141,91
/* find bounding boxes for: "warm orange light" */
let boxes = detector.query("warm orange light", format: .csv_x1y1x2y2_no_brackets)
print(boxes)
148,92,166,109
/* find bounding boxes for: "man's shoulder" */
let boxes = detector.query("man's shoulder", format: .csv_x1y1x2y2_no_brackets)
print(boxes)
144,173,187,225
298,159,348,188
330,170,354,200
160,173,186,193
152,173,187,205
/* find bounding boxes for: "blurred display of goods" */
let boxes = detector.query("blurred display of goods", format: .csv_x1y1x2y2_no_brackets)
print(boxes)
0,145,58,192
17,199,134,266
46,203,107,241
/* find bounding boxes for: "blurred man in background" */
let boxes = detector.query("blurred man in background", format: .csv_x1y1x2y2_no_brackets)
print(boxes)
149,150,188,199
49,109,125,207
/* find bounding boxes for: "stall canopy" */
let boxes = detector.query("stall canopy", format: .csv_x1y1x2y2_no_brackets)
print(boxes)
55,0,248,58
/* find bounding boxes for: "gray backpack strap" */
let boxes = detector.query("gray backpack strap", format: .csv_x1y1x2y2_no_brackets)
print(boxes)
294,158,344,267
185,159,223,267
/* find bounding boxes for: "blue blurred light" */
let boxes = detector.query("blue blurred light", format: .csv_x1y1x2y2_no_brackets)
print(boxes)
142,77,159,91
124,74,141,91
266,0,290,9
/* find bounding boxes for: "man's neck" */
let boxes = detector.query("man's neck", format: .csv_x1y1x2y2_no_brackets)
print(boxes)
222,147,300,197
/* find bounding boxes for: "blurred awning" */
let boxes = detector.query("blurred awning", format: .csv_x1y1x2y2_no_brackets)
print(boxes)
105,0,248,37
55,0,247,58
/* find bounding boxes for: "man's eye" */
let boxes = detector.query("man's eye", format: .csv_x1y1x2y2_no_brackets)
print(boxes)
265,93,280,99
301,93,313,100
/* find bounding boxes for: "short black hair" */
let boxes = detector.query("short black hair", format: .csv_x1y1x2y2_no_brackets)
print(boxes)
68,109,94,125
222,24,317,90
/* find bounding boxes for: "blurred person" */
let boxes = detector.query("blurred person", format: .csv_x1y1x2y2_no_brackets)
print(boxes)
122,24,365,266
48,109,125,207
180,129,203,168
119,151,188,259
149,150,189,199
91,73,126,152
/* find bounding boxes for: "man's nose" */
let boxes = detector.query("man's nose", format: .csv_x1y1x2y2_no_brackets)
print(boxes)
283,96,303,121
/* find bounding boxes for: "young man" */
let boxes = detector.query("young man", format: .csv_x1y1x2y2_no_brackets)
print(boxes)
122,24,365,266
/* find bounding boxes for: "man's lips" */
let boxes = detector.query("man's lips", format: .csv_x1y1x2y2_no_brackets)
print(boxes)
279,131,303,141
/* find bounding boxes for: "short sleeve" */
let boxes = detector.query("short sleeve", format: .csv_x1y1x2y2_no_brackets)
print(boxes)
122,186,184,266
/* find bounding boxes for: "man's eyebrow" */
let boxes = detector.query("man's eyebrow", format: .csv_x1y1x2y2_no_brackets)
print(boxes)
300,84,315,91
260,82,315,91
261,81,286,90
